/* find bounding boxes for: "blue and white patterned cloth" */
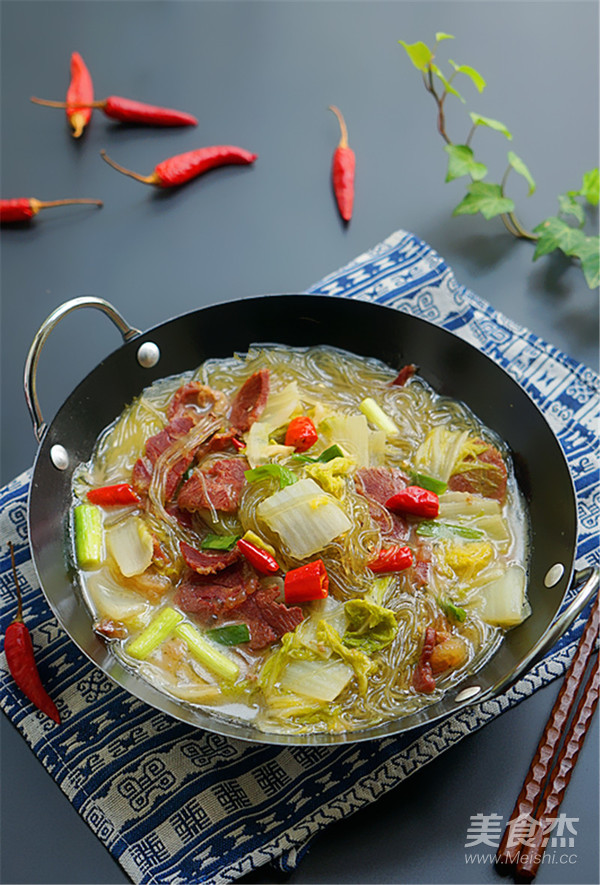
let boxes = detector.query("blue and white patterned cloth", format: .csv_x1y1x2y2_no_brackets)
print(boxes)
1,230,598,884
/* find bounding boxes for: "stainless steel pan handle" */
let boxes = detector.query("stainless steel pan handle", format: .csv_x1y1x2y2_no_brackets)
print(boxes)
24,297,141,442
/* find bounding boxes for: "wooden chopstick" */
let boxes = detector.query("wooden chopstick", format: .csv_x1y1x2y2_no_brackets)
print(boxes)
515,660,599,880
495,595,599,871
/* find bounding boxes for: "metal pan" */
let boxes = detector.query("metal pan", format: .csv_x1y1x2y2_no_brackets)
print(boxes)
24,294,598,745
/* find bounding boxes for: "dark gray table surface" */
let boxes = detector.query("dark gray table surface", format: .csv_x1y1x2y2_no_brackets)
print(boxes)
1,2,598,884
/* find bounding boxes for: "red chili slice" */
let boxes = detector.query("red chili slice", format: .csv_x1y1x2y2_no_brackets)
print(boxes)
86,483,141,506
284,559,329,604
368,545,413,573
236,538,280,575
285,416,319,452
385,486,439,519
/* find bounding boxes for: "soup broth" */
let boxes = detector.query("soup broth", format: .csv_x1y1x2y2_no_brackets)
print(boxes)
71,345,530,735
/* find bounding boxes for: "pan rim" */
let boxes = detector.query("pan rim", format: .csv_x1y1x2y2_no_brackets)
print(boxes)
26,293,579,745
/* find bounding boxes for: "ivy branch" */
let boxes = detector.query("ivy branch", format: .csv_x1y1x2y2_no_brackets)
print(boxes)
399,33,599,288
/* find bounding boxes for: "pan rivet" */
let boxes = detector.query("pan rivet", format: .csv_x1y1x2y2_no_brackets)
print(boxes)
50,444,69,470
137,341,160,368
455,686,481,703
544,563,565,588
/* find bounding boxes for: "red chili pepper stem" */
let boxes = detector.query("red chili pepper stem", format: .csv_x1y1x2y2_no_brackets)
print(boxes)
31,96,103,109
8,543,23,623
31,198,103,214
0,198,103,223
329,104,349,149
99,149,159,185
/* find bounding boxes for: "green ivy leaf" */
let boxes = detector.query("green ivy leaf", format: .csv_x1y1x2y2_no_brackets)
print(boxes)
431,64,465,101
452,182,515,219
444,144,488,182
469,112,513,140
532,217,587,259
507,151,536,196
448,60,486,92
399,40,433,72
558,193,585,226
581,168,599,206
576,237,600,288
435,32,455,43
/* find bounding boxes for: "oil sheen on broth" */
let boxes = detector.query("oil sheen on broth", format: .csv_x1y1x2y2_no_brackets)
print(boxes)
71,346,530,735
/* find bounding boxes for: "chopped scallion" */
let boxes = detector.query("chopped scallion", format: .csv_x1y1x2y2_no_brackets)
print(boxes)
174,622,240,681
241,530,277,557
437,596,467,622
73,503,103,569
206,624,251,646
201,533,241,551
127,606,183,659
359,397,399,436
417,520,484,540
293,444,345,463
410,471,448,495
245,463,298,489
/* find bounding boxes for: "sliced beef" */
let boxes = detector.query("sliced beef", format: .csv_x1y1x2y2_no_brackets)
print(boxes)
174,560,259,619
355,466,410,541
167,382,229,421
411,626,437,693
229,369,270,432
195,429,240,459
165,453,197,501
165,502,194,530
133,414,232,504
180,540,241,575
145,415,197,464
132,456,153,497
447,442,508,503
178,457,248,513
410,540,432,588
135,414,199,502
231,585,304,650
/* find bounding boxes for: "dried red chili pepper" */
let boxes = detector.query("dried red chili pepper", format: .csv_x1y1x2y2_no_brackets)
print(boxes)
285,416,318,452
100,146,258,188
66,51,94,137
4,543,61,723
86,482,141,506
31,94,198,127
329,105,355,222
0,197,103,223
368,545,414,573
237,538,280,575
385,486,440,519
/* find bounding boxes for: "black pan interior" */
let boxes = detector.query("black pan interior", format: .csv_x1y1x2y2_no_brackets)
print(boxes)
28,294,578,744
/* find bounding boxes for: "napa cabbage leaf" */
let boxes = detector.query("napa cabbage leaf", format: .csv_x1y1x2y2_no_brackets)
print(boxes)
342,598,398,655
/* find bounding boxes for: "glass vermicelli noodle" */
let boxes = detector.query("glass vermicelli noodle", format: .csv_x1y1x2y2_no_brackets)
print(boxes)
70,345,530,735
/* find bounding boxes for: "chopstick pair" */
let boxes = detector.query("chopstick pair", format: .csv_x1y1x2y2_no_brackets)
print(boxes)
494,592,599,881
